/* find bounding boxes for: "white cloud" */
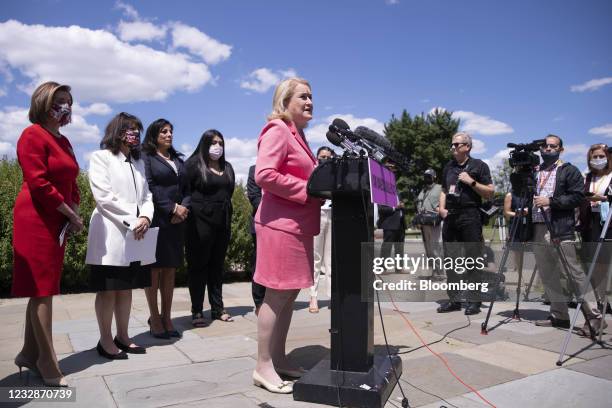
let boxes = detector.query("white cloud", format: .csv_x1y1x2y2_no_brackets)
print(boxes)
562,143,589,155
240,68,297,93
570,77,612,92
115,1,139,20
0,105,102,149
179,143,194,158
0,20,214,103
225,137,258,183
170,22,232,65
0,141,14,158
385,0,400,4
454,110,514,136
73,102,112,116
306,113,385,144
588,123,612,138
117,20,167,42
0,88,6,97
483,148,512,174
471,138,486,154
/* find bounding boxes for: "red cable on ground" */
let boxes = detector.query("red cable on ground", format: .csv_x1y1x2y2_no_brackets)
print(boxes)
386,292,497,408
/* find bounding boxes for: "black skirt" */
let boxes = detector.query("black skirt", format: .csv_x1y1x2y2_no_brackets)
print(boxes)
153,222,185,268
89,262,151,291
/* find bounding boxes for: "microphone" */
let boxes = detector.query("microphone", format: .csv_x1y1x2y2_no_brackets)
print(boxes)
353,126,411,172
329,118,386,161
326,130,361,156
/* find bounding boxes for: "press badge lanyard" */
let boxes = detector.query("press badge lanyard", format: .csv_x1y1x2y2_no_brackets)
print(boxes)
536,160,560,196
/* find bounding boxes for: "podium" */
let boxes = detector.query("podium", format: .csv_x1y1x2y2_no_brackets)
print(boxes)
293,157,402,408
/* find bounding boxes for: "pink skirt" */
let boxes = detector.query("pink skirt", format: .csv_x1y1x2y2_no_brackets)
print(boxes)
254,224,314,290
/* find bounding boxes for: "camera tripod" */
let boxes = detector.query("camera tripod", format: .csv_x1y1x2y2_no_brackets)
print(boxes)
481,194,598,343
557,193,612,365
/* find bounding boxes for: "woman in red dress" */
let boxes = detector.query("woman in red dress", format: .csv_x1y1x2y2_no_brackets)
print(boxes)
12,81,84,387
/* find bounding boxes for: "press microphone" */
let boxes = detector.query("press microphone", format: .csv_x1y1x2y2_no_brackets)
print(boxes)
326,131,360,156
354,126,411,172
329,118,387,161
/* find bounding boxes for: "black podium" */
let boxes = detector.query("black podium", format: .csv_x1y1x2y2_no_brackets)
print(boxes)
293,157,402,408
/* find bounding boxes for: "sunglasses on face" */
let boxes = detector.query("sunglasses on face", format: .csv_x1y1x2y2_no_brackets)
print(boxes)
450,142,468,149
541,144,559,149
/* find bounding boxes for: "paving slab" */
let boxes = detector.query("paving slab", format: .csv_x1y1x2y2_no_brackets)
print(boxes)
460,368,612,408
387,353,523,407
449,340,582,375
60,344,191,380
105,357,254,408
165,393,261,408
565,354,612,380
174,334,257,363
0,333,73,361
22,375,117,408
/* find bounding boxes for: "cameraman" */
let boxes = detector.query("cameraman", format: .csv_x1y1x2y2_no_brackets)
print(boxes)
416,169,443,280
438,132,494,315
532,135,604,334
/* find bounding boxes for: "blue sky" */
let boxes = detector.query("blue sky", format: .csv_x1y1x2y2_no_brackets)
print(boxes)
1,0,611,182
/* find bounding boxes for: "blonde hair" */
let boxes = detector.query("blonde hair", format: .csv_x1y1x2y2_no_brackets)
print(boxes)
28,81,73,125
587,143,612,174
267,77,311,122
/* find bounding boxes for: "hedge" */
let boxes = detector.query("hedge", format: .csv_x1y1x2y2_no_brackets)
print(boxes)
0,159,254,297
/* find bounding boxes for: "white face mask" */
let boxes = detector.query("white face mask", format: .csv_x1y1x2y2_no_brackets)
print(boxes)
209,144,223,160
590,158,608,170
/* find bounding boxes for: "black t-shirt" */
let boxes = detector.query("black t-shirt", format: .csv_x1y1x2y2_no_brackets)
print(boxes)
442,157,492,209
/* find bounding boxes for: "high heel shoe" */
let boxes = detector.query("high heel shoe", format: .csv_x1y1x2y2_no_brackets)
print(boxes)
252,371,293,394
96,342,128,360
14,354,36,382
148,318,170,339
113,337,146,354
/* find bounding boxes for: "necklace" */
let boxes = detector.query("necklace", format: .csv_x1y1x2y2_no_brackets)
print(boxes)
157,151,171,160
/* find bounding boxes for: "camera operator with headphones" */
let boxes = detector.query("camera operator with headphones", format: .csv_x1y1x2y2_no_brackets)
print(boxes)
532,134,605,335
438,131,494,315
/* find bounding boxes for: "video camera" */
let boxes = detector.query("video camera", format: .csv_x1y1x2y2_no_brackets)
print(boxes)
507,139,545,168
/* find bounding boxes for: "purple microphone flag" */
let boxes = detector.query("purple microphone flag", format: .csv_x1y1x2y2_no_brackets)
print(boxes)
368,158,399,207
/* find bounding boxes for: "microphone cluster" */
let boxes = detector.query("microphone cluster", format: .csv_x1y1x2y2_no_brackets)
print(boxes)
326,118,410,173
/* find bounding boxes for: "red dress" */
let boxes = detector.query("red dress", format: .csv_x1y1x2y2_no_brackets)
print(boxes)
12,124,80,297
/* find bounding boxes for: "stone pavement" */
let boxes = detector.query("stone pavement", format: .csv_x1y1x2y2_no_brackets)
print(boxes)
1,283,611,408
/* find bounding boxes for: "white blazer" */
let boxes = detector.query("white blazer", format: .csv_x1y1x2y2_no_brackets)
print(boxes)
85,149,155,266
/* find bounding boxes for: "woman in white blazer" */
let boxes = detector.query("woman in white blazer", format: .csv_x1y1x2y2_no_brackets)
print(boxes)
86,112,154,360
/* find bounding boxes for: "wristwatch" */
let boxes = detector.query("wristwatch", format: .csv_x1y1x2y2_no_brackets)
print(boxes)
471,180,477,187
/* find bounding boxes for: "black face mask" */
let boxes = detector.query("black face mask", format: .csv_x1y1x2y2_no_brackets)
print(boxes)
541,151,560,166
424,177,433,185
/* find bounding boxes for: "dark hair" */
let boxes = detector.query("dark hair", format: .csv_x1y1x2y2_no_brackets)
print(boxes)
142,118,182,158
188,129,234,185
100,112,143,159
546,134,563,148
316,146,335,157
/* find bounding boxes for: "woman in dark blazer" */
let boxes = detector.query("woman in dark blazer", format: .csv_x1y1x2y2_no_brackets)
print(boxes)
185,129,235,326
142,119,190,338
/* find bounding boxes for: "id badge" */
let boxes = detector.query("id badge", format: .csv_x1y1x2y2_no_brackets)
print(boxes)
448,185,457,195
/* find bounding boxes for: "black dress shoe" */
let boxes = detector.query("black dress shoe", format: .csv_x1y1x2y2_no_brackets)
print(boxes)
113,337,146,354
96,342,128,360
148,318,170,339
166,329,182,338
464,303,481,315
437,302,461,313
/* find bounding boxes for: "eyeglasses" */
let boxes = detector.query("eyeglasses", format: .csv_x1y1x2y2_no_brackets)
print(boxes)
450,142,468,149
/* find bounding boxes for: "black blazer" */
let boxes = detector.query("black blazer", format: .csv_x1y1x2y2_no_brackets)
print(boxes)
377,205,406,231
143,153,191,229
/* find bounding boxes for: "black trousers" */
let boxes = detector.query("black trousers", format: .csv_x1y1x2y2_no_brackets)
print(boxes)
381,228,406,260
442,208,484,302
186,218,230,316
250,233,266,307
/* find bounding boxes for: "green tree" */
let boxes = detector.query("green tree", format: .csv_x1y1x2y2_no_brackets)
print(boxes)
384,109,460,211
492,158,512,198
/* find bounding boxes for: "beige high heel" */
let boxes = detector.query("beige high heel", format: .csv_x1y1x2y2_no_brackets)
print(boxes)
14,354,37,382
252,371,293,394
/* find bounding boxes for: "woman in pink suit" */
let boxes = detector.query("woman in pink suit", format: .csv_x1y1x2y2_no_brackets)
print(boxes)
252,77,321,394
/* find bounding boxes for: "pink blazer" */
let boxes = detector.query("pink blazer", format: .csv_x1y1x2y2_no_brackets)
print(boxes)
255,119,321,236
